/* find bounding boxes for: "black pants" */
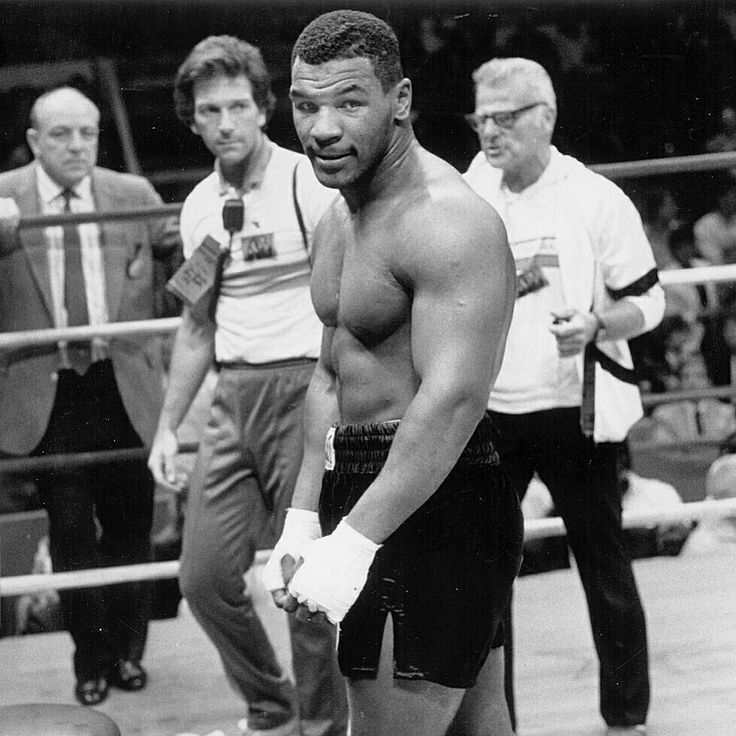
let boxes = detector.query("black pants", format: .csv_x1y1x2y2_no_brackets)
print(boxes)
491,407,650,729
31,360,154,682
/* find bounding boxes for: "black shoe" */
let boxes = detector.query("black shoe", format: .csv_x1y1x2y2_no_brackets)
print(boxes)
75,676,109,706
110,660,147,691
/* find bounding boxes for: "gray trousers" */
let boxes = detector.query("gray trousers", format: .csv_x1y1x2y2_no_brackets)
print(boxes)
180,360,348,735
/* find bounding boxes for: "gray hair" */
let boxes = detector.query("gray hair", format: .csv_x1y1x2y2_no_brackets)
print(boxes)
472,58,556,112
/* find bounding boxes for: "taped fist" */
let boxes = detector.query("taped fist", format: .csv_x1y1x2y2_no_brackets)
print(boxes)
287,519,381,625
263,508,323,609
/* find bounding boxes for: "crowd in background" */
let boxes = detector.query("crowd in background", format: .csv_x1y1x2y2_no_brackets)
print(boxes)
3,3,736,175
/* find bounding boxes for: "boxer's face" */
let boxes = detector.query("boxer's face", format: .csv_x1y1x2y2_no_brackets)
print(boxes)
290,55,408,191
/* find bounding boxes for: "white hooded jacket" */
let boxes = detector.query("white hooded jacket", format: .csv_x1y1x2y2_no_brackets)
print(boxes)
464,147,665,442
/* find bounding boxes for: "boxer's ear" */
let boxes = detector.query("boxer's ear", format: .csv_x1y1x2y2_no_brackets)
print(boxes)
393,78,412,123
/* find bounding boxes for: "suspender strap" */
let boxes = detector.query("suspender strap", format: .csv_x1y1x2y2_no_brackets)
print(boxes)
292,163,309,259
208,250,229,323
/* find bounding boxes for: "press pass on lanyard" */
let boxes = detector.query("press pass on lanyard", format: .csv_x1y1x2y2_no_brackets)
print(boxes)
165,196,244,308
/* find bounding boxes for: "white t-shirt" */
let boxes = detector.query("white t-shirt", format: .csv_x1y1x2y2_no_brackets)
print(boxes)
180,142,337,363
465,157,580,413
464,147,662,426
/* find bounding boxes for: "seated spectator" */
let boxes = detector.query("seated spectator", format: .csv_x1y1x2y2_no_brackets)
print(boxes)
521,464,693,565
693,172,736,308
663,316,704,380
637,183,683,269
716,300,736,385
649,353,736,444
662,222,718,322
632,313,704,395
680,452,736,555
705,105,736,155
622,469,694,557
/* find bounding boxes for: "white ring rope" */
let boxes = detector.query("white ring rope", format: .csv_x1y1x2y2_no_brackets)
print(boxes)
659,264,736,286
2,498,735,597
0,265,730,351
0,316,181,349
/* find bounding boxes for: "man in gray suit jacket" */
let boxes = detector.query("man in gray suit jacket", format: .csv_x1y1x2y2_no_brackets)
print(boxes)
0,86,177,706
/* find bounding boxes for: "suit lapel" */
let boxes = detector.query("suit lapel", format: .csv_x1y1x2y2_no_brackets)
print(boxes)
93,170,128,321
17,167,55,321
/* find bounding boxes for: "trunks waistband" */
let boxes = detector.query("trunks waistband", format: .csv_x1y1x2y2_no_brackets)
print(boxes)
325,412,500,473
216,357,317,371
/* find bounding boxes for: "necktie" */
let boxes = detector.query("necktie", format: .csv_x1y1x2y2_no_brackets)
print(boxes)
60,189,92,374
61,188,89,326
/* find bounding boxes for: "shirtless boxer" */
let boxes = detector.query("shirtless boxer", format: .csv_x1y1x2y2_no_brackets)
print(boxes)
263,10,523,736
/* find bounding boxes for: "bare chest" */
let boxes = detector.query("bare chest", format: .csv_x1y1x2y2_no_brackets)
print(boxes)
311,229,410,346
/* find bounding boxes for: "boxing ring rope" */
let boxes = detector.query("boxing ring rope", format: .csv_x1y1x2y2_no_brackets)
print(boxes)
0,443,197,475
16,204,181,230
4,154,736,598
1,262,734,348
12,149,736,233
146,149,736,188
2,497,736,597
591,149,736,179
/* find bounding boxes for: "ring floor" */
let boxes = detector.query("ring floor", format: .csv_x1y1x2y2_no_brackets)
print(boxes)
0,554,733,736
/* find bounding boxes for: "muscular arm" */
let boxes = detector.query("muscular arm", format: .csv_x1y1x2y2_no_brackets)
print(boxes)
265,327,339,608
346,200,514,543
290,327,341,512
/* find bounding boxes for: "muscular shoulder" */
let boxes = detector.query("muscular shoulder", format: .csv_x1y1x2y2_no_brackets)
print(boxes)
396,168,507,279
311,193,348,253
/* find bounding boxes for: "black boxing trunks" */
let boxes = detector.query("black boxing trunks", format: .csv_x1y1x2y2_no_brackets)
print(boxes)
318,412,524,689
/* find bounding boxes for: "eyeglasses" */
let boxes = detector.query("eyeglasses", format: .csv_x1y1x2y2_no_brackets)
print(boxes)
464,102,545,132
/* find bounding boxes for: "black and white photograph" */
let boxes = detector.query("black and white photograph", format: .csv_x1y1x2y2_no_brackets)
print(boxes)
0,2,734,735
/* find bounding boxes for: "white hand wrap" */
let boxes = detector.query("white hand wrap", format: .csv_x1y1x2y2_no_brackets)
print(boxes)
262,508,322,593
287,519,381,624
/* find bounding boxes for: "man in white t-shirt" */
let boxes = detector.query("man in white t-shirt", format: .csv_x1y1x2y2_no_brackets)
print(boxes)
147,36,347,736
463,57,665,736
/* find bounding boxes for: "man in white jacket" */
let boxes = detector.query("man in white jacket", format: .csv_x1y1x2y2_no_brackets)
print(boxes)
463,57,665,736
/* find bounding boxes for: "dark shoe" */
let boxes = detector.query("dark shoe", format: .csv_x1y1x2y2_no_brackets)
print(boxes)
110,660,147,691
75,676,109,706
